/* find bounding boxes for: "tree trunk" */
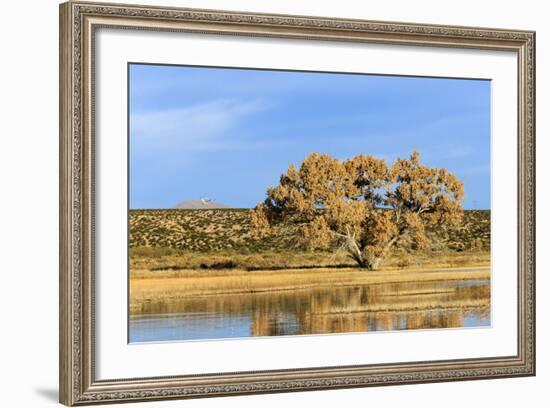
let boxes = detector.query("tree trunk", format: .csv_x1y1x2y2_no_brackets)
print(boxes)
347,248,367,268
344,234,370,269
346,246,376,270
346,235,400,270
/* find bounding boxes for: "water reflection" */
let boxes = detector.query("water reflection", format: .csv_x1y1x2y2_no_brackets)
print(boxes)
129,279,490,343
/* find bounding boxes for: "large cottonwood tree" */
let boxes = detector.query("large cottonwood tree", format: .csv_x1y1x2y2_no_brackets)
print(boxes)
251,151,464,270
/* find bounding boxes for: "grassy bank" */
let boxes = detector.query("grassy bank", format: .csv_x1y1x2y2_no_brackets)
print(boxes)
129,208,491,316
130,248,490,273
130,265,490,313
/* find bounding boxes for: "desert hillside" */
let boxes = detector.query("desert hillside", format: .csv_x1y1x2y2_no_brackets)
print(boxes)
129,209,490,253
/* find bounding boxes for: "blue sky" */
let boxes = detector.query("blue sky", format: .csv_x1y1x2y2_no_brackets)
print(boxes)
129,64,491,209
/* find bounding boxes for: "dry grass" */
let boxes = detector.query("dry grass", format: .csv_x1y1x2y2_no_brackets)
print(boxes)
130,249,490,273
321,299,489,315
130,249,353,272
130,265,490,312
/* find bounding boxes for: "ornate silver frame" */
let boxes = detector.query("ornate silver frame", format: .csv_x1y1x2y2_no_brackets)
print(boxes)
59,1,536,405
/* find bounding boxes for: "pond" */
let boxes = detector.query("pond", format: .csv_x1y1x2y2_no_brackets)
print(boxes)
129,279,490,343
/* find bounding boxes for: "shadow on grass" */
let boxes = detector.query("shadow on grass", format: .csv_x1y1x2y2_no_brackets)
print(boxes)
150,262,358,272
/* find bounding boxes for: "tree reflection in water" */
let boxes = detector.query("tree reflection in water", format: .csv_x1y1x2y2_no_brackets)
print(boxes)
130,279,490,342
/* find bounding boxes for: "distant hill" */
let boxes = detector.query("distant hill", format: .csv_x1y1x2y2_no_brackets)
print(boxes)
173,198,230,210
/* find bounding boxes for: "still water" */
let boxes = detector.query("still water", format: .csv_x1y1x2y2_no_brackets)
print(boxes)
129,279,490,343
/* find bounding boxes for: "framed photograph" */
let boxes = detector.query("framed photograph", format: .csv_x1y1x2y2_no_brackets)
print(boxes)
59,1,535,405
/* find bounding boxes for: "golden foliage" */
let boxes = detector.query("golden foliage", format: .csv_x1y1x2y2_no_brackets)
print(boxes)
250,204,271,238
301,216,332,250
251,151,465,270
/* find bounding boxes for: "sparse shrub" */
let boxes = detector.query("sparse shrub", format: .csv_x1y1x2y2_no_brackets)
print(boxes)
129,208,490,258
200,260,238,270
396,251,413,269
470,237,483,251
130,246,177,258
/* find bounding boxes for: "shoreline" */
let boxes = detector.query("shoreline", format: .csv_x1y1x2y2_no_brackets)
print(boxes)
130,264,491,313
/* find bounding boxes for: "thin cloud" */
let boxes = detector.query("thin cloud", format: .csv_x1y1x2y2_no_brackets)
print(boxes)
130,99,269,151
